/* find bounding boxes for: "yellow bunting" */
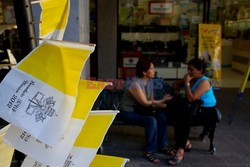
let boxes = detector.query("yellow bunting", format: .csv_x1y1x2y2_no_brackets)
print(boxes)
0,125,14,167
90,154,129,167
40,0,70,39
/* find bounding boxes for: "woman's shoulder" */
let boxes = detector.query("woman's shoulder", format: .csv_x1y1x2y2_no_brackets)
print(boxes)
194,76,211,85
201,75,210,81
129,79,142,90
199,79,210,86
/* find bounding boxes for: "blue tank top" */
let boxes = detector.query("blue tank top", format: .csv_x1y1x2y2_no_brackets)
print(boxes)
191,76,216,107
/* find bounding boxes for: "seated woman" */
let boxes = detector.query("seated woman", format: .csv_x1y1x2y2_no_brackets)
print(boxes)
120,58,173,164
168,58,217,166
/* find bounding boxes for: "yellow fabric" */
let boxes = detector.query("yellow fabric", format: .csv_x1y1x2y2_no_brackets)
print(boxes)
90,155,128,167
40,0,69,37
240,65,250,93
71,80,106,119
0,127,14,167
17,42,91,96
74,114,114,148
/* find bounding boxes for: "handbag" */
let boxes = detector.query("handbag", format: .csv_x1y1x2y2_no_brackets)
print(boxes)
215,108,222,122
187,100,203,116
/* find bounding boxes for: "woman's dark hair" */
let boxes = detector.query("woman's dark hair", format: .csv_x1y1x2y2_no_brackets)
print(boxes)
136,58,154,77
188,58,207,74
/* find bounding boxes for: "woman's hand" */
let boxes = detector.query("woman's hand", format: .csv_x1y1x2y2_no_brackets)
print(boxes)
162,93,173,102
152,94,172,109
152,101,167,108
184,74,193,84
158,103,167,108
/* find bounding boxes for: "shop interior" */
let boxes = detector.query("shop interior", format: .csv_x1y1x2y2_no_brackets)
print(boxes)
117,0,250,88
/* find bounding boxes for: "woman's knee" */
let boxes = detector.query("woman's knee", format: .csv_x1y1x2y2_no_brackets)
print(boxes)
145,116,157,127
159,112,167,121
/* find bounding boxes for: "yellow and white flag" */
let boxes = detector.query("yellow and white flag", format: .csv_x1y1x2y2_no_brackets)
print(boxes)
0,40,94,146
21,110,118,167
4,80,107,167
0,124,14,167
40,0,70,40
90,155,129,167
67,110,118,167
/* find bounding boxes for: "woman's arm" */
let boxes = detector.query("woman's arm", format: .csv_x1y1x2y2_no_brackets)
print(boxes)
185,80,210,102
129,82,172,108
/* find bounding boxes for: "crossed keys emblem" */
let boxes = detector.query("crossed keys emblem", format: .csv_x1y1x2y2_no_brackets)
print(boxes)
64,154,75,167
25,92,57,122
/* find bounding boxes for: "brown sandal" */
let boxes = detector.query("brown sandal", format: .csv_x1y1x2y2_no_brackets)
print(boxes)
144,152,160,163
159,146,176,156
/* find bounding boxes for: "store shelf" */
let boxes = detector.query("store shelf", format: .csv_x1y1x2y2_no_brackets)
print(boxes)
232,49,250,58
0,24,16,34
155,67,187,79
232,40,250,73
120,25,180,33
118,24,187,79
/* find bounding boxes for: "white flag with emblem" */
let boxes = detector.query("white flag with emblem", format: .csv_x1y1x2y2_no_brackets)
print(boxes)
0,40,94,146
5,80,108,166
4,80,107,167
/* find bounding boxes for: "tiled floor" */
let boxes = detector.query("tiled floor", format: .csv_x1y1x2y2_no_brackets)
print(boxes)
221,67,250,88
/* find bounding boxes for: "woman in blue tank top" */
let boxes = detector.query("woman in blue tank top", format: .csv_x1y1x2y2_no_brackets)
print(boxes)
168,58,217,166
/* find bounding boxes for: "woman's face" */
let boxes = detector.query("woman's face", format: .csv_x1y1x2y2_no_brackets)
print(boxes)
143,63,155,79
187,64,202,78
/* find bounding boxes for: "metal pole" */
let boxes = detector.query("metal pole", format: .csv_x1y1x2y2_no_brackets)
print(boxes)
207,0,210,23
195,0,202,60
12,0,36,164
203,0,207,23
12,0,36,59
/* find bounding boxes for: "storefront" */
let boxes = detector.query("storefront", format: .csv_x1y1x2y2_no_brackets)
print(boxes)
116,0,221,79
1,0,250,81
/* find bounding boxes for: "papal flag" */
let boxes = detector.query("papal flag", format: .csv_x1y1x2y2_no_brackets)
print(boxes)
0,40,94,146
0,124,14,167
21,110,119,167
90,155,129,167
40,0,70,40
4,80,107,167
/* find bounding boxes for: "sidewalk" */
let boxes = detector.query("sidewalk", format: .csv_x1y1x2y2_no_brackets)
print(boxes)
102,88,250,166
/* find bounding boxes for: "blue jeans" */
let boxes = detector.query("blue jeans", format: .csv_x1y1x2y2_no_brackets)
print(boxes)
120,110,168,153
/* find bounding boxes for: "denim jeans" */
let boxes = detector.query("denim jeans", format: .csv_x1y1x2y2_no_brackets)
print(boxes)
120,110,168,153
